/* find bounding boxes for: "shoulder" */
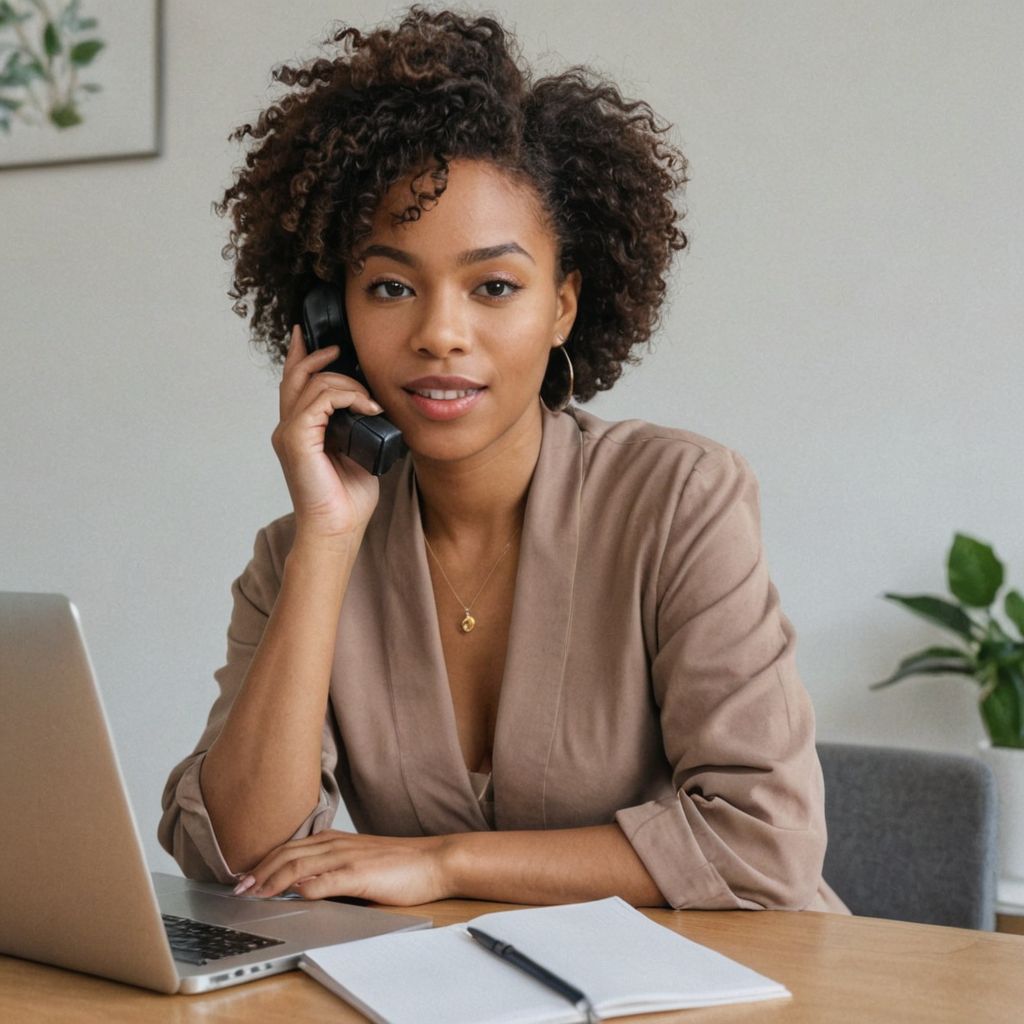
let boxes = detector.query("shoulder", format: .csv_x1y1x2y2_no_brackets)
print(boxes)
565,405,756,499
568,404,722,453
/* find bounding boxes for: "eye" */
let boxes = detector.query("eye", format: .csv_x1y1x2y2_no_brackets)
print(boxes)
367,280,412,299
475,279,521,299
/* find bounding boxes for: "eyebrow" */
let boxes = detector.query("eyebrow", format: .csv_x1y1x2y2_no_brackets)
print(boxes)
357,242,535,268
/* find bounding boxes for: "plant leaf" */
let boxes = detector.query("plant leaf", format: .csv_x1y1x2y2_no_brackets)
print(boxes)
1006,590,1024,639
1,50,46,87
69,39,104,67
870,660,976,690
882,593,977,640
43,21,60,59
0,2,32,30
980,665,1024,747
49,101,82,128
980,679,1018,746
902,645,971,664
58,0,82,31
948,533,1003,608
2,67,36,87
979,635,1024,666
1011,665,1024,743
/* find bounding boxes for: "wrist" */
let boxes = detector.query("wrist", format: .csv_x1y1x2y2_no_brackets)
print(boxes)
281,531,363,613
289,527,364,564
434,832,469,900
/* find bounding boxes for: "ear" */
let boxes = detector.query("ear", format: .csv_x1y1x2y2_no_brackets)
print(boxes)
552,269,582,348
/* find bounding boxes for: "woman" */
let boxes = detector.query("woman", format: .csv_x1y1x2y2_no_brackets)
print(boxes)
160,6,847,913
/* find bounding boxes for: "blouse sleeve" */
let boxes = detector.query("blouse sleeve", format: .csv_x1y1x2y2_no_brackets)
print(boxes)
157,522,343,882
614,447,828,910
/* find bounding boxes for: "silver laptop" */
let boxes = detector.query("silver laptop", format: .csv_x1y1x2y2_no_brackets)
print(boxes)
0,591,430,994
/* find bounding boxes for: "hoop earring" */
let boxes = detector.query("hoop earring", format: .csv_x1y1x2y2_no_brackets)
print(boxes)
544,337,574,413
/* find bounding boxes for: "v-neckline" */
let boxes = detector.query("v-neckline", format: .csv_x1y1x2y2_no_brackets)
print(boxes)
379,405,585,833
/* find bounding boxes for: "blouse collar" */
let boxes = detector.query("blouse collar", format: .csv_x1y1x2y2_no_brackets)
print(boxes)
378,403,585,832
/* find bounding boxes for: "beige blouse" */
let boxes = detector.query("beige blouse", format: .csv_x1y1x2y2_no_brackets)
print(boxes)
159,403,848,913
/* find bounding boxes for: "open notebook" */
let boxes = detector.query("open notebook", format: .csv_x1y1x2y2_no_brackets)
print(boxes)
300,897,789,1024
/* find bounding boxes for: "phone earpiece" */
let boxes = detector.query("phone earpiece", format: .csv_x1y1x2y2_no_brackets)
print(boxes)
299,285,407,475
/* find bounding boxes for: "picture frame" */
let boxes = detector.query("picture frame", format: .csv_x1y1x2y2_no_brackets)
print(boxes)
0,0,161,170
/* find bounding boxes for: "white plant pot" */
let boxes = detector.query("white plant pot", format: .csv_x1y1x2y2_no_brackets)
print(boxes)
978,740,1024,881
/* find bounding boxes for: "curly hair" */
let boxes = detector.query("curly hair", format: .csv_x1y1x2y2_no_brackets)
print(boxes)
216,5,689,405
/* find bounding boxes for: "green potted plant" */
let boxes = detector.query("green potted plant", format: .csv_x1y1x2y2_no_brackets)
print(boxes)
873,533,1024,883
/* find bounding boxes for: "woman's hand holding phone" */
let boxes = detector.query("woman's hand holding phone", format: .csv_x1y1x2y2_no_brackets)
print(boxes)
202,325,381,869
272,325,382,547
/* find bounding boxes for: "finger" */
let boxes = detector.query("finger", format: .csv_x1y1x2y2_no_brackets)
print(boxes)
255,848,347,898
293,376,383,422
294,869,363,901
251,835,335,876
279,344,342,414
284,324,307,365
296,345,343,371
283,325,337,377
287,335,350,377
273,829,353,850
247,835,339,884
280,368,376,436
237,830,359,896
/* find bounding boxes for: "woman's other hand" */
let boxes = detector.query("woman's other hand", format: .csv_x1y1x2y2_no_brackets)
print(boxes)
272,325,382,545
232,830,453,906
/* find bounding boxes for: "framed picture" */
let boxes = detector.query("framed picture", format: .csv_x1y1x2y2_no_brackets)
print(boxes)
0,0,161,170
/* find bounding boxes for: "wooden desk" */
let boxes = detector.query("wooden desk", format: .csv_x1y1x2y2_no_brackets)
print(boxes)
2,902,1021,1024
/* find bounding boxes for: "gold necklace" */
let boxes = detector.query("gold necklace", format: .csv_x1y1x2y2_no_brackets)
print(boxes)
423,527,520,634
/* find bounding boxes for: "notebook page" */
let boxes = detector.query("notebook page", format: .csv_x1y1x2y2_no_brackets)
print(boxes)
468,897,789,1012
301,897,789,1023
302,926,588,1024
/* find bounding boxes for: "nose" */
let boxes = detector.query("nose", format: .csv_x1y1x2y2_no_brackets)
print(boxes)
408,287,471,359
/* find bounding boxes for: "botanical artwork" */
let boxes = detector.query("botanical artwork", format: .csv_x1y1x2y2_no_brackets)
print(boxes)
0,0,106,134
0,0,158,169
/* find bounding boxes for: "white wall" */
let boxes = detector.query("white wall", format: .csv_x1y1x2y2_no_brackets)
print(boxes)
3,1,1022,873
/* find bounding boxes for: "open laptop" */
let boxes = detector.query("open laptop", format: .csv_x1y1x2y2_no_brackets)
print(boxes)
0,591,430,993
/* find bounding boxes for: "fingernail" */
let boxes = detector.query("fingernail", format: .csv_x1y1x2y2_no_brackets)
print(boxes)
368,401,383,413
232,875,256,896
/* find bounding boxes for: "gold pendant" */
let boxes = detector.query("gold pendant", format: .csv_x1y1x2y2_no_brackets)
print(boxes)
460,613,476,634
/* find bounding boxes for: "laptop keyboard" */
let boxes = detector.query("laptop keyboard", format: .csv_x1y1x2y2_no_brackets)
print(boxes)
162,913,285,966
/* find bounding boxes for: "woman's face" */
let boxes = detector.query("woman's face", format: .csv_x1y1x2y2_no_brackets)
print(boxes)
344,158,581,468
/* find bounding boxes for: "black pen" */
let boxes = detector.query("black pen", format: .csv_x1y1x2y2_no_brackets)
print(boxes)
467,926,600,1023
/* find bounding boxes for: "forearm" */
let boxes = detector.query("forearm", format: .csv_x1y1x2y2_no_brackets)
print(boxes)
200,535,360,872
441,824,666,908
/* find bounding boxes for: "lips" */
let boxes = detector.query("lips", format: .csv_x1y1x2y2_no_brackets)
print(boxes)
397,374,489,421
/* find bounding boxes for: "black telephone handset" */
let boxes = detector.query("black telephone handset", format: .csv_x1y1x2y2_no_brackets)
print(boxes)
300,284,407,476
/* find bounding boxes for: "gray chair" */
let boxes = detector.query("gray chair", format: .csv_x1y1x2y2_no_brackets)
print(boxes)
817,741,998,930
